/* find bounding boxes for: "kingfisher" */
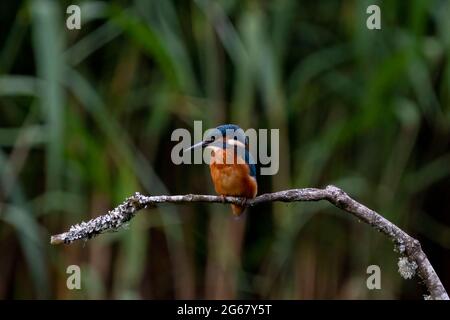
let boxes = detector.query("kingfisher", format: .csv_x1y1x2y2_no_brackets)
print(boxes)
184,124,257,216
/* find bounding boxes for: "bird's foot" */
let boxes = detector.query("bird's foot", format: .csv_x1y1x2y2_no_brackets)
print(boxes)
239,197,248,208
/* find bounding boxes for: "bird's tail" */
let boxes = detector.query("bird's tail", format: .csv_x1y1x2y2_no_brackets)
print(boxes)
231,204,245,217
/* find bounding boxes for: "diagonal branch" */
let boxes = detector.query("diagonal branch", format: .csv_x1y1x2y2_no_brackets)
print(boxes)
50,185,449,300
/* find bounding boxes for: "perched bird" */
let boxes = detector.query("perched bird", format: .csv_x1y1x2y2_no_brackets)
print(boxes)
185,124,257,216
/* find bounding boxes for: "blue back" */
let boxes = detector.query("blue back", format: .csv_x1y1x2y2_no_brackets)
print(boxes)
245,150,257,178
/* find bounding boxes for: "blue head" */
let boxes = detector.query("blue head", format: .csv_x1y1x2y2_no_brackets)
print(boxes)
185,124,256,177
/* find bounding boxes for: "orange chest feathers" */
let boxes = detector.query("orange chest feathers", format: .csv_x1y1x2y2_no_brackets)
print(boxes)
209,149,257,199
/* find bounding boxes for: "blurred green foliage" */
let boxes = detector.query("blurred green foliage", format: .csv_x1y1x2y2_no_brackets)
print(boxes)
0,0,449,299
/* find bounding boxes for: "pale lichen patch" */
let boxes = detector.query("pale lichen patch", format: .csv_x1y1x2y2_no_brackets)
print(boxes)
398,257,418,279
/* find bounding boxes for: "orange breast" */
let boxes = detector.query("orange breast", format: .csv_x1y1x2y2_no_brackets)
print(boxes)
209,148,257,198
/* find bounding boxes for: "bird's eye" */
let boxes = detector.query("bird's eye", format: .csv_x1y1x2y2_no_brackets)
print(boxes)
234,137,237,140
210,136,215,142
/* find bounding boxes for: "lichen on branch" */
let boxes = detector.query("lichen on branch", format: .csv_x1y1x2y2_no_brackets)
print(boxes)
50,185,449,300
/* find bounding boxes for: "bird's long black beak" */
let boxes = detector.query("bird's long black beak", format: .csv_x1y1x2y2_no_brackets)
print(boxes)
184,140,208,153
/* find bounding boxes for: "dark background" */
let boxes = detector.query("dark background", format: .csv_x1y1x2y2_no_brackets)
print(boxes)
0,0,449,299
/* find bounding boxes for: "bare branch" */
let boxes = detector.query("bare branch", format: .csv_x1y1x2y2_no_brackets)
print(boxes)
50,185,449,300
